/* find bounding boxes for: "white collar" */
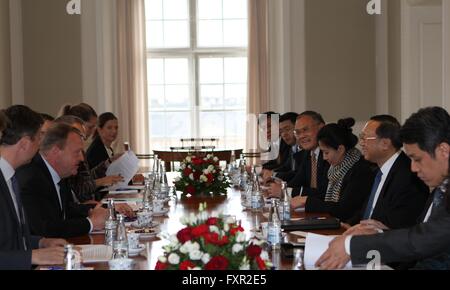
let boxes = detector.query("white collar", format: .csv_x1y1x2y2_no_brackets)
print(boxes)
312,147,320,158
41,154,61,186
0,157,15,181
379,151,401,176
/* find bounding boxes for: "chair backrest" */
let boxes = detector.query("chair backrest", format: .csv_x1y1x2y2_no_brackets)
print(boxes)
153,149,244,172
180,138,219,148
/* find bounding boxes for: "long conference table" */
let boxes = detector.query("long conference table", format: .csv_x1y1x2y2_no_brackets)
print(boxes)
66,174,345,270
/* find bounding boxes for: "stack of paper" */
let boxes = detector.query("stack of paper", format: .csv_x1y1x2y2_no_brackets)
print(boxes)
304,233,351,270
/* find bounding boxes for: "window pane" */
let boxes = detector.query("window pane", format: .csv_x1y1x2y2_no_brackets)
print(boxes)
165,85,190,109
224,84,246,109
150,112,166,137
167,112,191,138
225,111,245,137
198,20,223,47
146,20,164,48
224,57,247,83
164,21,189,48
200,85,224,109
147,59,164,85
199,58,223,84
149,85,165,109
223,0,247,19
198,0,222,20
145,0,163,20
223,19,247,47
163,0,188,20
165,58,189,84
200,112,224,137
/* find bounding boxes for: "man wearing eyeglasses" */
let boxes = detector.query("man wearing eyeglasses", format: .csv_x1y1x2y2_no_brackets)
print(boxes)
344,115,429,230
267,111,329,200
262,112,303,182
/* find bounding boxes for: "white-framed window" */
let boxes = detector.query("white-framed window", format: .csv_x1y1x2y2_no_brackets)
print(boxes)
145,0,248,151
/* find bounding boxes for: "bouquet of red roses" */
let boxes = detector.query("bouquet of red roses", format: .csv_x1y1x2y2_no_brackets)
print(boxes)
155,203,272,270
174,154,230,196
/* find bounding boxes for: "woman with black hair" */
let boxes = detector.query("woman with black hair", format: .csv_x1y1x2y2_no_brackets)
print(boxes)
291,118,377,221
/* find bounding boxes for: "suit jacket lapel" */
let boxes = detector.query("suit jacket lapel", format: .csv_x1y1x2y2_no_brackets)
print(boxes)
35,154,65,218
0,171,27,250
371,153,404,216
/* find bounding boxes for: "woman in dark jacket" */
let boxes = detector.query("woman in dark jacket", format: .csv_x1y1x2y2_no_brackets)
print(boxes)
86,112,119,169
291,118,377,221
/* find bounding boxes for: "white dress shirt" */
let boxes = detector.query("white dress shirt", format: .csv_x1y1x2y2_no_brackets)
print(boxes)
0,157,22,223
344,151,402,256
41,156,63,211
0,157,28,249
365,151,401,219
41,155,93,232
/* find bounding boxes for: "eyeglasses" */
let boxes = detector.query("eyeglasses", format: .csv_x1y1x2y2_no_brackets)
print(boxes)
358,134,378,142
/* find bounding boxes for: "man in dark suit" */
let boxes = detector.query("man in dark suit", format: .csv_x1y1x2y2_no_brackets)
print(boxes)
268,111,329,199
316,107,450,270
0,106,65,270
17,123,108,239
345,115,428,229
262,112,302,182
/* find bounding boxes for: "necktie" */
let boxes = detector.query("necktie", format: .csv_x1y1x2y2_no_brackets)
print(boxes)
11,175,28,250
363,170,383,220
11,175,24,223
310,151,318,189
429,188,445,220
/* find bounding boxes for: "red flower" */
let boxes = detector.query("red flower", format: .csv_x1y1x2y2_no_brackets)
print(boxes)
177,227,192,244
186,185,196,195
192,158,203,166
246,245,262,259
229,225,244,236
206,217,218,226
255,256,266,270
155,261,168,270
191,224,209,238
204,232,229,246
193,171,201,180
205,256,229,270
206,173,214,183
183,167,193,176
179,260,196,270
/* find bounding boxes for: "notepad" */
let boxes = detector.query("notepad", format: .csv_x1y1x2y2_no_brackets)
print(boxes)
80,245,113,263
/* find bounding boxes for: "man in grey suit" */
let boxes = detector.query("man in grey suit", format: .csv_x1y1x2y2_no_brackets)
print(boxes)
316,107,450,270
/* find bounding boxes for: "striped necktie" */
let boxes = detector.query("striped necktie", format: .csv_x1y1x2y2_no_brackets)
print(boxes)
310,151,318,189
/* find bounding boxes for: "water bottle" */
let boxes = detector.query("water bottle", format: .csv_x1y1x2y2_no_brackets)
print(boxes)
251,178,264,212
64,244,81,270
152,155,159,173
280,182,291,221
104,199,117,246
292,248,305,270
267,200,281,249
112,214,129,259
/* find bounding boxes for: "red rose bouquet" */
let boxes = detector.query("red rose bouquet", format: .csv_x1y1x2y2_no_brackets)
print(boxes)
174,154,230,196
155,203,272,270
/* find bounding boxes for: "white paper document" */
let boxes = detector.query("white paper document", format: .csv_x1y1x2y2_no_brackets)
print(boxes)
303,233,393,270
106,151,140,190
80,245,113,263
304,233,351,270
